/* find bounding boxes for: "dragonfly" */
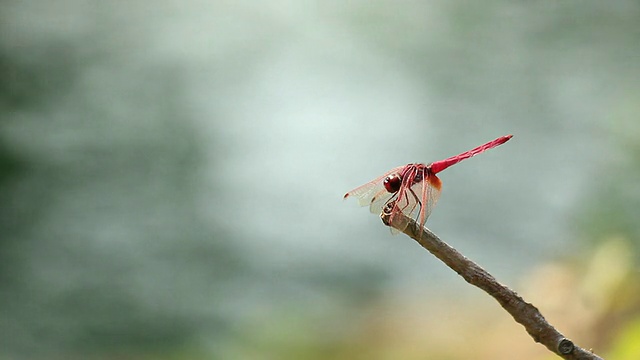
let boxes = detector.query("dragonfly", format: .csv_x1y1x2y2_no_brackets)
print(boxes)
344,134,512,233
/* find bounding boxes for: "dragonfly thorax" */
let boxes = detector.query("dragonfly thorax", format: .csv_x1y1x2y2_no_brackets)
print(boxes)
383,174,402,193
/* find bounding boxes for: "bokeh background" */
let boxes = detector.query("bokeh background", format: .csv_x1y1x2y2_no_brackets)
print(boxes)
2,1,640,359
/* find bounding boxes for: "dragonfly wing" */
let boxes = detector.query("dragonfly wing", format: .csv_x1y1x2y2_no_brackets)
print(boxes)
344,166,405,208
368,188,392,214
390,171,442,233
415,174,442,230
344,164,442,234
387,166,422,233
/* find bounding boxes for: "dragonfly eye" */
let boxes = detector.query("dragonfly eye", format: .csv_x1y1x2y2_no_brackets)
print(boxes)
383,174,402,193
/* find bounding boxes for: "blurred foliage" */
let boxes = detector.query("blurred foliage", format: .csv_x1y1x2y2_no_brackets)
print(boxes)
210,238,639,360
0,36,244,358
577,94,640,263
607,317,640,359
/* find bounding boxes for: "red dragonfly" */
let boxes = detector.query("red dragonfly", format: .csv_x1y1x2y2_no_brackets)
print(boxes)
344,135,512,232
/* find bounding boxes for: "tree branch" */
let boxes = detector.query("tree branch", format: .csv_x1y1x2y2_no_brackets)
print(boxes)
380,208,604,360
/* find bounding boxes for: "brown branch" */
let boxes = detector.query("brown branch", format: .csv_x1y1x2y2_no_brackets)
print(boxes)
380,209,604,360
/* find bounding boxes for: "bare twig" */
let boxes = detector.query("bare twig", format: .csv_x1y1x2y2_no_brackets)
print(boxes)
380,208,604,360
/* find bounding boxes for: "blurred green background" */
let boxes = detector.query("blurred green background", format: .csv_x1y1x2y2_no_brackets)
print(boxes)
1,1,639,359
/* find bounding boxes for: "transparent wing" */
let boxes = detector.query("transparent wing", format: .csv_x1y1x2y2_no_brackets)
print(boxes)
345,165,442,235
343,166,405,210
368,188,393,214
416,174,442,230
386,167,418,233
388,171,442,234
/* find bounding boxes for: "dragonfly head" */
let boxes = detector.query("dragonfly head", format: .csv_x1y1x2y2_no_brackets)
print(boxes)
383,174,402,193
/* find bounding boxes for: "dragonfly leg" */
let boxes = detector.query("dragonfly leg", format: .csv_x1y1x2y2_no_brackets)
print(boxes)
407,187,423,224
